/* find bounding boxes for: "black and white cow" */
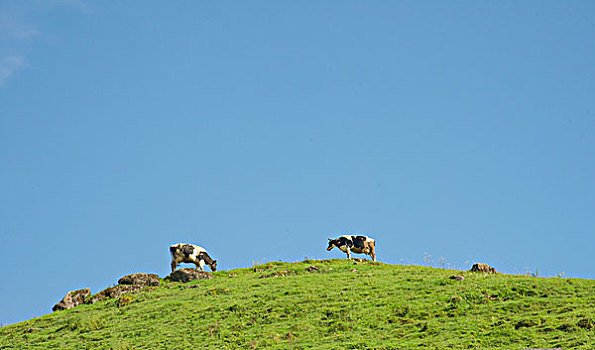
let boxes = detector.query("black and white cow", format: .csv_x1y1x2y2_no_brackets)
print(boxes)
327,235,376,261
170,243,217,272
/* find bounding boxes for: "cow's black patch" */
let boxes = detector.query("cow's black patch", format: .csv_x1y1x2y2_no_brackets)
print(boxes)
198,252,217,271
327,239,339,250
198,252,211,264
182,244,195,258
353,236,367,250
338,236,353,248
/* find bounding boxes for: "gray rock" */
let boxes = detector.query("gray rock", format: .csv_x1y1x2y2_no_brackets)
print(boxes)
167,268,214,283
307,266,320,272
470,263,498,274
118,273,160,287
87,285,145,304
52,288,91,311
88,273,160,304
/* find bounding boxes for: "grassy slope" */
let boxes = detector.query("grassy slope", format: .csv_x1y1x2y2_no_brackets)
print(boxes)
1,259,594,349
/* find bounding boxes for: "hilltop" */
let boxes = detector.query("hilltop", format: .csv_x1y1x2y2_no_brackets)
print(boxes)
1,259,594,349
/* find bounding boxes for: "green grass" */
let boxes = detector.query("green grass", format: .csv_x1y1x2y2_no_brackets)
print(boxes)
1,259,594,349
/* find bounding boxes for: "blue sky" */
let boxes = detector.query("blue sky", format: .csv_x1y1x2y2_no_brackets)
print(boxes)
1,1,594,326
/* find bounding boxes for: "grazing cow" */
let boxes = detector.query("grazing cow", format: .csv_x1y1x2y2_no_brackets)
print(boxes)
327,235,376,261
170,243,218,272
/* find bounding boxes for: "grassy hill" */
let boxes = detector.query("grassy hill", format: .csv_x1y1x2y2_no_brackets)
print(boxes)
1,259,594,349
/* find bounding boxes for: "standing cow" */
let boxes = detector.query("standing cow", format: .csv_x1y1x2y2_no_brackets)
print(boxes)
327,235,376,261
170,243,218,272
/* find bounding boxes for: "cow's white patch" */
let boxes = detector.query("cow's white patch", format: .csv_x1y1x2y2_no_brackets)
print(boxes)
193,245,206,254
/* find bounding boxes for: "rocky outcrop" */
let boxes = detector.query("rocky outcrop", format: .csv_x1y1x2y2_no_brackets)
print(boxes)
88,273,161,304
50,273,162,307
470,263,498,274
118,273,160,287
167,268,214,283
87,285,145,304
52,288,91,311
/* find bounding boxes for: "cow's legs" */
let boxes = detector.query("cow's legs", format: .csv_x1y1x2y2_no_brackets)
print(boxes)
171,260,177,272
196,259,205,271
370,251,376,261
345,247,351,260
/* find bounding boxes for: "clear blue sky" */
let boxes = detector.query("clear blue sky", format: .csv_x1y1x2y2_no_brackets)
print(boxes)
1,1,594,326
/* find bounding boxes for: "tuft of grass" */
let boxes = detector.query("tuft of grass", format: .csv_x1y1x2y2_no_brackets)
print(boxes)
116,296,133,308
1,259,594,349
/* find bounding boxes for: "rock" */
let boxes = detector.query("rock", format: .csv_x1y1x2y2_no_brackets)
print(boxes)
87,273,159,304
102,285,142,298
24,327,38,333
118,273,160,287
167,268,214,283
52,288,91,311
87,285,145,304
470,263,498,274
450,275,465,281
259,270,295,278
307,266,320,272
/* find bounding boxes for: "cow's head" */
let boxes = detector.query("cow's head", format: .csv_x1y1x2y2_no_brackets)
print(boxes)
327,238,337,251
209,260,218,272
